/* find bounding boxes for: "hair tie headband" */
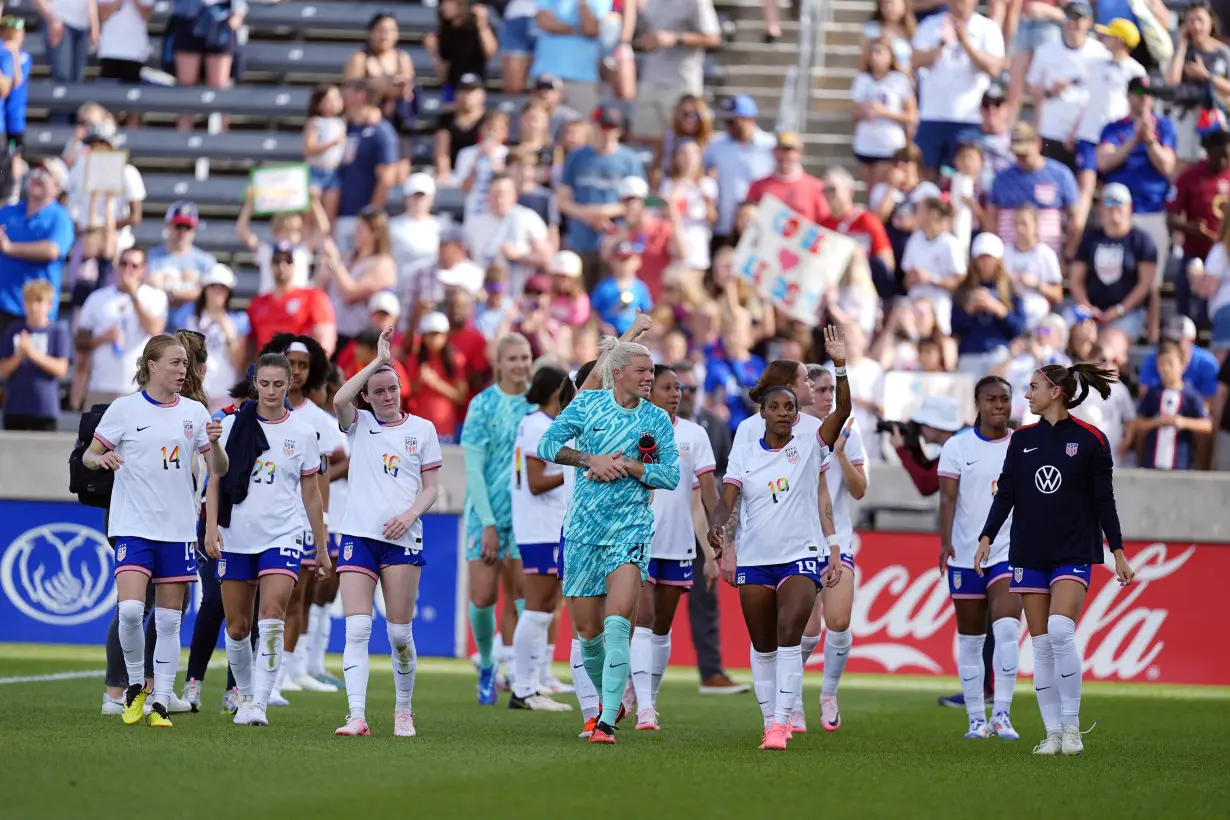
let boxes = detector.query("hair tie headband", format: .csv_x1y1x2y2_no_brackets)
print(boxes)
286,341,310,355
1039,368,1073,399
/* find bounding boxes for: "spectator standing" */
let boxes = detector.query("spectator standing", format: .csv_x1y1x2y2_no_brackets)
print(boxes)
236,190,326,296
1164,3,1230,165
870,144,941,288
703,310,765,432
247,240,338,355
465,173,553,295
850,36,917,188
1168,130,1230,323
821,166,894,306
901,197,965,337
405,310,468,442
511,103,556,181
65,122,145,248
1026,1,1108,170
704,95,775,244
455,110,511,224
1069,183,1157,340
746,131,831,224
0,279,70,430
861,0,915,71
436,226,487,297
508,148,560,247
34,0,97,85
443,286,491,396
501,0,539,94
950,233,1027,377
0,157,74,337
343,11,415,129
654,95,712,187
303,84,348,226
426,0,498,94
1137,315,1220,400
168,0,246,132
547,250,590,326
632,0,721,143
145,200,215,329
96,0,154,87
971,86,1013,190
1126,339,1213,469
0,17,32,168
316,209,397,351
1003,0,1064,123
434,74,489,183
1003,203,1065,327
590,239,653,335
336,81,399,253
986,122,1079,257
601,175,682,301
183,264,249,412
532,0,606,118
521,74,581,143
389,173,444,315
909,0,1005,175
659,138,717,276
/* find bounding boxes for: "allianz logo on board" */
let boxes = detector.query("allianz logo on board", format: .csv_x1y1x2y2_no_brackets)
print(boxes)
1,524,116,625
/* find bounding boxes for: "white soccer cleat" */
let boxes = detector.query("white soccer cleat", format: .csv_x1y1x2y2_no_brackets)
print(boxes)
991,711,1020,740
523,693,573,711
1032,732,1063,755
790,710,808,733
246,706,269,727
182,678,202,712
101,693,124,716
964,716,992,739
279,677,304,693
232,696,255,725
268,691,290,707
541,674,574,695
1061,725,1084,756
394,711,417,737
293,675,338,693
166,691,194,714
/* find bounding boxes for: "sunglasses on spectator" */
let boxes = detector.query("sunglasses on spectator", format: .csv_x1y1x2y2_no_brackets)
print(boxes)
680,385,698,394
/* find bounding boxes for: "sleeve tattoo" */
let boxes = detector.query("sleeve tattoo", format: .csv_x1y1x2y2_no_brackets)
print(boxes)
554,447,591,468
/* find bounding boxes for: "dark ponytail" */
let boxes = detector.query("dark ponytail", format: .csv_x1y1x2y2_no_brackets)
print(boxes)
1037,363,1116,409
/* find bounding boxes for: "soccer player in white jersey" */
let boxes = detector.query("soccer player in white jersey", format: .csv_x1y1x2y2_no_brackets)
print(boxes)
333,327,443,737
509,364,576,712
83,335,229,727
793,364,866,734
629,364,719,731
708,385,843,751
204,353,332,727
939,376,1023,740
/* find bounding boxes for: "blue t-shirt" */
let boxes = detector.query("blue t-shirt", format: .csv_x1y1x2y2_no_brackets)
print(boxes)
146,244,217,329
0,49,31,136
1137,345,1220,398
337,119,399,217
0,320,69,419
590,276,652,335
0,200,75,319
560,145,646,253
1098,115,1176,214
1075,227,1156,311
1137,385,1206,470
989,158,1079,210
530,0,612,83
703,348,767,433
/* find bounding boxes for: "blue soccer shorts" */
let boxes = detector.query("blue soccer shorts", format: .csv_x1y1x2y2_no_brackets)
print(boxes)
217,546,301,584
114,537,198,584
520,541,561,576
948,560,1012,599
1009,563,1092,594
336,534,426,582
648,557,694,589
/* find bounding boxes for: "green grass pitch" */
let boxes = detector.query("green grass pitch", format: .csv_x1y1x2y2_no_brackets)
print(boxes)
1,644,1228,819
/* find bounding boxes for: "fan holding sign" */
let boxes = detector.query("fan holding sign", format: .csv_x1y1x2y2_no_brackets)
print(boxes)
250,164,312,217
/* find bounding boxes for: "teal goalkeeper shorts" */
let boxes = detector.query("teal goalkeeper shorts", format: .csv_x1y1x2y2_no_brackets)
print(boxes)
561,540,649,598
464,521,520,562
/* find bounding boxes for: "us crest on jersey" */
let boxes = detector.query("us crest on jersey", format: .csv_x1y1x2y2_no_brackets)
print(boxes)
1014,567,1024,582
343,542,353,560
785,445,799,464
183,421,194,439
218,559,226,577
405,436,418,454
283,439,296,456
954,572,962,590
1066,442,1079,457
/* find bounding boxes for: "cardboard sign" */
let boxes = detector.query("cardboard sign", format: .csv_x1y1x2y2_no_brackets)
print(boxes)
250,163,310,216
83,149,128,194
881,370,977,426
732,194,859,326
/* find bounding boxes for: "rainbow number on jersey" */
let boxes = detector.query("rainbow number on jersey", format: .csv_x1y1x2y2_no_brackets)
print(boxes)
767,476,789,503
383,453,402,478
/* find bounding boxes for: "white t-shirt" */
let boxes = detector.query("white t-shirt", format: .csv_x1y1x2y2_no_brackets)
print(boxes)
850,71,914,158
389,214,443,289
291,398,347,462
726,429,832,566
255,240,313,295
937,427,1013,568
734,408,824,452
901,230,965,335
328,256,391,337
338,410,443,549
52,0,92,30
912,12,1005,124
183,310,251,411
511,410,573,545
66,159,146,250
94,391,213,542
97,0,154,62
1203,242,1230,317
1025,36,1111,142
307,116,348,172
217,411,321,555
464,205,549,295
650,417,716,560
454,144,510,224
1004,242,1063,327
79,284,169,395
659,176,719,270
328,424,352,524
1070,380,1136,466
1076,56,1146,144
823,418,866,553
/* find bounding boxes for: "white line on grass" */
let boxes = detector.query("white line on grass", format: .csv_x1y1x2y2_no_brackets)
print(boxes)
0,669,105,685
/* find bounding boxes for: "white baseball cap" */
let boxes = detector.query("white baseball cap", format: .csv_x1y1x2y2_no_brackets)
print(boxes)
418,311,450,335
437,260,486,295
368,290,401,318
617,176,649,200
971,232,1004,260
201,263,236,290
909,395,963,432
551,250,583,278
406,172,437,197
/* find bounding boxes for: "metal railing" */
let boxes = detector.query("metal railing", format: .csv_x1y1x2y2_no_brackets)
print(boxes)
775,0,834,135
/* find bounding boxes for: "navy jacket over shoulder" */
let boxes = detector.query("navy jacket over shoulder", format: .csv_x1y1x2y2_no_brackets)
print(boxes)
980,416,1123,569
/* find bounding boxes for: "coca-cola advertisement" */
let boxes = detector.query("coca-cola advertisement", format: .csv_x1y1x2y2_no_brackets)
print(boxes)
530,533,1227,686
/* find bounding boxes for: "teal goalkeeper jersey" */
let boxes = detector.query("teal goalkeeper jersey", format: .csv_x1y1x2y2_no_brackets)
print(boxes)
538,389,680,547
462,385,534,530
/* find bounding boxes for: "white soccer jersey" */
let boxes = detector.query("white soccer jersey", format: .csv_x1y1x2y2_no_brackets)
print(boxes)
511,411,572,545
650,417,717,560
937,428,1013,568
217,411,321,555
733,409,830,462
725,430,831,566
338,411,443,550
94,391,213,542
824,419,866,555
328,428,352,525
292,398,347,462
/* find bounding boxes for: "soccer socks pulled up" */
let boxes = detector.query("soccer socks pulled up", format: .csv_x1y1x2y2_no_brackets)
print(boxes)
343,614,373,720
541,642,556,689
957,633,987,720
774,645,803,727
253,619,285,709
579,634,606,706
225,631,255,698
795,634,821,711
751,649,778,728
512,610,551,699
600,616,632,726
152,607,182,707
117,599,146,688
822,628,852,696
630,626,654,711
571,638,600,720
387,622,417,712
1048,614,1081,729
468,602,497,669
286,639,308,682
306,604,331,677
991,617,1020,714
649,631,671,706
1031,633,1062,734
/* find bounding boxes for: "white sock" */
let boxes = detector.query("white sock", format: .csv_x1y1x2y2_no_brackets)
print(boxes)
387,622,416,712
540,642,556,689
512,611,551,699
287,639,308,681
152,607,181,707
305,604,327,676
1031,634,1061,734
343,615,372,720
821,628,852,696
630,626,654,711
773,645,803,727
272,652,288,695
225,631,254,698
751,649,778,728
649,631,671,706
117,599,146,688
991,617,1020,715
497,640,514,675
1048,614,1081,729
795,634,822,711
253,619,284,710
570,638,600,720
957,633,987,721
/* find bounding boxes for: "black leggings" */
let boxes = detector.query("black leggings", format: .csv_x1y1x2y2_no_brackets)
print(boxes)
187,554,257,689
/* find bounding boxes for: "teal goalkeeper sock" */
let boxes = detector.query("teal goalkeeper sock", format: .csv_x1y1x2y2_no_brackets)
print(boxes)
580,635,606,702
515,598,525,617
600,616,632,726
469,603,496,669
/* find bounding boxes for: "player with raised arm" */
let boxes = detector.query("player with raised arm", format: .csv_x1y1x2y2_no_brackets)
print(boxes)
333,327,443,738
709,385,843,751
977,363,1135,756
938,376,1023,741
537,337,680,745
83,335,229,727
628,364,719,732
204,353,332,727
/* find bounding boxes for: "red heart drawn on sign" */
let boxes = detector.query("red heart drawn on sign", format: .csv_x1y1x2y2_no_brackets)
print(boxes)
778,248,801,271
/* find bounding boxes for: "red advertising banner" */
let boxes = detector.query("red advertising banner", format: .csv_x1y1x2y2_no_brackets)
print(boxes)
471,533,1227,686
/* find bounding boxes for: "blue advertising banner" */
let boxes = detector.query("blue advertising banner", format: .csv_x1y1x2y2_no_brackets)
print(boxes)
0,501,460,658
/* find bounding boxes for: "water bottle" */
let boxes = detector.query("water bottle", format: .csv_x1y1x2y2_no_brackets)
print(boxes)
638,433,657,464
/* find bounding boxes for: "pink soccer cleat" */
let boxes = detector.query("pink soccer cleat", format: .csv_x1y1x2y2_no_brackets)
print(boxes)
335,716,371,737
759,722,789,751
820,694,842,732
394,711,416,737
790,710,808,733
635,707,660,730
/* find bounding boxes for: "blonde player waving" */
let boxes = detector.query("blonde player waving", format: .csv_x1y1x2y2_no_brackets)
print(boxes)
333,327,442,738
83,335,229,728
